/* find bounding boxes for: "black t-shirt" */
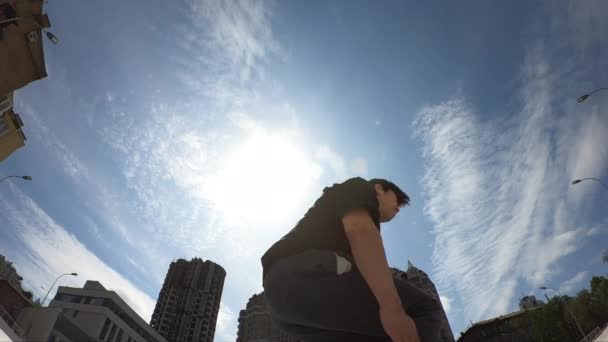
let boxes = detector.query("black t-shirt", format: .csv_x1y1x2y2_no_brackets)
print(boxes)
261,177,380,279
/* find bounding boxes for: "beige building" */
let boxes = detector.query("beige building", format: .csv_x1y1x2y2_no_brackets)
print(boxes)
17,280,167,342
0,0,51,96
0,93,26,162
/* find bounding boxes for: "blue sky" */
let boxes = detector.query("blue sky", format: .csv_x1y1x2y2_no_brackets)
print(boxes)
1,0,607,339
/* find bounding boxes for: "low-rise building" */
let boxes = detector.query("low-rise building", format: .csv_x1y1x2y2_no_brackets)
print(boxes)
0,0,52,96
17,280,167,342
0,94,27,162
456,308,541,342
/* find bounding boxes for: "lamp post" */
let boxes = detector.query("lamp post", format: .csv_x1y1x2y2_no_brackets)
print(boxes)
540,286,586,338
0,175,32,184
0,16,59,44
572,178,608,190
41,273,77,306
578,87,608,103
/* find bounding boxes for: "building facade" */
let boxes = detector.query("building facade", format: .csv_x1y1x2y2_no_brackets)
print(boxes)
0,94,27,162
0,279,30,340
17,280,167,342
0,0,51,96
150,258,226,342
456,308,540,342
392,261,455,342
236,292,302,342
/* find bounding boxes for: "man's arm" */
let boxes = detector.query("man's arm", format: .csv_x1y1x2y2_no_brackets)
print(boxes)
342,209,402,309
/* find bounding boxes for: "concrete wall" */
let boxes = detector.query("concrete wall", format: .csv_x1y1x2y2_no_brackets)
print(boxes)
17,307,59,342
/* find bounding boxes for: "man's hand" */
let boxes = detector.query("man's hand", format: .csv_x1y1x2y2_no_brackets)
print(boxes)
379,303,421,342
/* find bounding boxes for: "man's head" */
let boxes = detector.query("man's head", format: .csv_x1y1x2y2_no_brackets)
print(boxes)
369,178,410,222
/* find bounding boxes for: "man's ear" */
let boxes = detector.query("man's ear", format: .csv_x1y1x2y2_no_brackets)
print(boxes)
373,183,383,194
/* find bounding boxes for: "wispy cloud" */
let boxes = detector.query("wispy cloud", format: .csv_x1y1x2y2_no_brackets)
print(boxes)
187,0,280,82
440,295,453,315
559,271,590,294
413,1,608,326
414,54,607,324
215,302,237,342
0,184,156,322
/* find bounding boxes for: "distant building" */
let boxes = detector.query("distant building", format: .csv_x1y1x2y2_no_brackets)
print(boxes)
151,258,226,342
0,0,52,96
392,261,455,342
0,253,23,291
518,295,544,310
0,279,30,340
456,308,540,342
236,292,302,342
17,280,167,342
0,94,27,162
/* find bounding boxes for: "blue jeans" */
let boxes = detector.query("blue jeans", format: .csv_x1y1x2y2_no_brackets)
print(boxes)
263,250,444,342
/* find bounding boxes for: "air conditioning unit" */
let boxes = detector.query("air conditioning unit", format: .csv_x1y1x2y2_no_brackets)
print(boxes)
0,95,12,114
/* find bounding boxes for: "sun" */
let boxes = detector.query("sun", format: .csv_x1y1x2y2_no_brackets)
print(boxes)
205,132,321,223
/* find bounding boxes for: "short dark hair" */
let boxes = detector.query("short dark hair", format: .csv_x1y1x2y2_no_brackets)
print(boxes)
369,178,410,206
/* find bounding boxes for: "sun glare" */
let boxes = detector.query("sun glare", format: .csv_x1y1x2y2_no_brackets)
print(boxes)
205,133,321,223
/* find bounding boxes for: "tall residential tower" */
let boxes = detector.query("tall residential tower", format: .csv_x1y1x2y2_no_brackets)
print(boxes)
151,258,226,342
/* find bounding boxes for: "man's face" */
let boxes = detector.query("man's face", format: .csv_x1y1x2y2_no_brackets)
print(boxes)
375,185,401,222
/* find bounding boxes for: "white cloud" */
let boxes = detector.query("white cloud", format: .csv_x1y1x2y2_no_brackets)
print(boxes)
439,295,453,315
188,0,280,82
350,157,369,176
586,225,604,237
414,56,607,323
0,184,157,322
559,271,590,294
215,302,237,342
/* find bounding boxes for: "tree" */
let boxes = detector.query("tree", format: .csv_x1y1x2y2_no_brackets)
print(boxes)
529,276,608,341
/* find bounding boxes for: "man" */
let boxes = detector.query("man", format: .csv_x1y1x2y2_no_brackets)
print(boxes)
261,177,443,342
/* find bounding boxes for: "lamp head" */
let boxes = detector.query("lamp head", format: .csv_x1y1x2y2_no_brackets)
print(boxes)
46,31,59,44
572,179,582,185
577,94,589,103
70,273,78,276
22,176,32,180
540,286,548,290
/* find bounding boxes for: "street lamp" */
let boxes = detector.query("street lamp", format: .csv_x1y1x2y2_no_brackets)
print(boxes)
572,178,608,190
577,87,608,103
41,273,78,306
540,286,586,338
0,175,32,183
0,16,59,44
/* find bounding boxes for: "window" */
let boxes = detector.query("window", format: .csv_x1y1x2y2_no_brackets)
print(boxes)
47,334,57,342
0,115,8,138
91,298,104,305
0,95,11,114
99,319,111,340
84,297,92,304
115,328,123,342
107,324,117,342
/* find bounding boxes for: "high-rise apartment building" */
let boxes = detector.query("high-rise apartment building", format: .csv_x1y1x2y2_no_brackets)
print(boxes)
392,261,455,342
236,292,302,342
151,258,226,342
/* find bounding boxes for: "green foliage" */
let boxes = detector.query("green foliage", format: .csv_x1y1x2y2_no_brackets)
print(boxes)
530,276,608,341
